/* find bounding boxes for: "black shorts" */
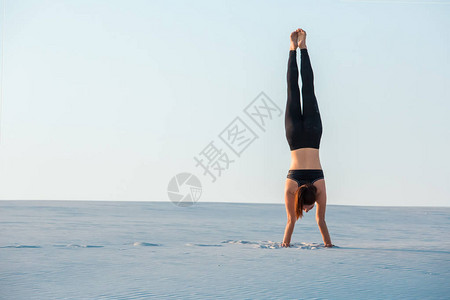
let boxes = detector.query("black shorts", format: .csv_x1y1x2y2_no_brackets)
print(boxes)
287,169,324,187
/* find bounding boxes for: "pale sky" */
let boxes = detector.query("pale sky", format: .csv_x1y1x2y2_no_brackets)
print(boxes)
0,0,449,206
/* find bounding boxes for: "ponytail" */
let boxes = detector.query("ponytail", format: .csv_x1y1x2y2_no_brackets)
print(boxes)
294,182,317,220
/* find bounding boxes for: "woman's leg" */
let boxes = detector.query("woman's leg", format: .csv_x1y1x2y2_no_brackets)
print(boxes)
285,50,302,150
300,48,321,120
300,48,322,148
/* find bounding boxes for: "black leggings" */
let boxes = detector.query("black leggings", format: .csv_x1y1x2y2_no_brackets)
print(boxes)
285,49,323,150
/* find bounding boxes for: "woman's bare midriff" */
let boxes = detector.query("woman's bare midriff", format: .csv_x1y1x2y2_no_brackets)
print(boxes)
289,148,322,170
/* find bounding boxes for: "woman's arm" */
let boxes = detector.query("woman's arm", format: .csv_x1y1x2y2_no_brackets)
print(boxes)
282,182,298,247
282,221,295,247
315,184,333,247
317,219,332,246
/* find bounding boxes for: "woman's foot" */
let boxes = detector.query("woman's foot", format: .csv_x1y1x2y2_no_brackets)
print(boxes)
290,30,298,51
296,28,307,49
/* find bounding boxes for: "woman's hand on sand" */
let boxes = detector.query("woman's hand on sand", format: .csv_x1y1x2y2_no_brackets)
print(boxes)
281,242,290,247
324,243,335,248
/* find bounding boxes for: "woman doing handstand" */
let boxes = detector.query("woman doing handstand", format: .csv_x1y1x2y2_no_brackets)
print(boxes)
282,28,333,248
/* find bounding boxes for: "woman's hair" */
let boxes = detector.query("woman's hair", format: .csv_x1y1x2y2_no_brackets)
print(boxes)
294,182,317,220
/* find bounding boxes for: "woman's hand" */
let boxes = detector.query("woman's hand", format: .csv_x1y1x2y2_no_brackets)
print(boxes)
324,243,335,248
281,242,291,248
